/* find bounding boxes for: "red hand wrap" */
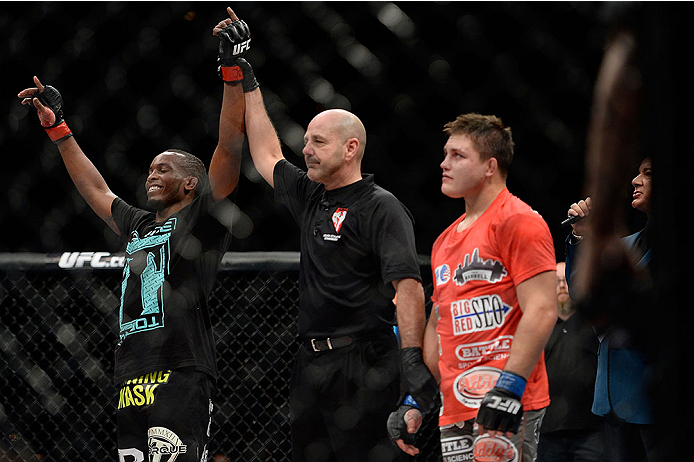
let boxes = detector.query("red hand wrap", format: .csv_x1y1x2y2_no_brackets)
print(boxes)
45,121,73,143
221,65,244,83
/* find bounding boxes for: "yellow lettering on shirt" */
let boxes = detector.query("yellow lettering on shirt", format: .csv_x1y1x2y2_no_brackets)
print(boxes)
133,385,145,406
117,370,170,409
145,384,159,405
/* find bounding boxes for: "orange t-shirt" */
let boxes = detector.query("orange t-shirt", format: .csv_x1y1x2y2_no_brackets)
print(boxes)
430,188,555,426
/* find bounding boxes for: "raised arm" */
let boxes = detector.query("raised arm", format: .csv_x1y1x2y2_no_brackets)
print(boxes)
246,83,284,188
208,7,250,202
209,81,244,202
243,85,284,188
18,76,119,235
212,8,283,189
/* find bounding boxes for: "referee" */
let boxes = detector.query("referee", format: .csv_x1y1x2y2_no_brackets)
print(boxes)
217,12,437,462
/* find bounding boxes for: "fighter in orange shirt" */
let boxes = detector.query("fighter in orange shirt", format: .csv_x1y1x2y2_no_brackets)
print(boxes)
388,114,557,462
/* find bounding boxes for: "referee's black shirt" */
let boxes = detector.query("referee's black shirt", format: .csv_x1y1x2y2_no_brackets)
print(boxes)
274,159,421,340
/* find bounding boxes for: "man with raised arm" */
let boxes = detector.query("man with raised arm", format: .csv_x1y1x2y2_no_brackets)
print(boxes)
214,11,437,462
17,8,249,461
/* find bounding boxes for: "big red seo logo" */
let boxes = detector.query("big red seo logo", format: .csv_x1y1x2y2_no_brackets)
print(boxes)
452,367,501,407
473,435,519,462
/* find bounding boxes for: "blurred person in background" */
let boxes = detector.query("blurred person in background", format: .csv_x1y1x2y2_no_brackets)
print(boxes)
553,3,687,460
565,157,655,462
561,7,659,462
536,261,606,462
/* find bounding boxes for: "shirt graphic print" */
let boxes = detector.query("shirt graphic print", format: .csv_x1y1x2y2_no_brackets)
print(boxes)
119,217,176,343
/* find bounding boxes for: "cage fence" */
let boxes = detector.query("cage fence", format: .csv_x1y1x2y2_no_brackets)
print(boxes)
0,252,439,462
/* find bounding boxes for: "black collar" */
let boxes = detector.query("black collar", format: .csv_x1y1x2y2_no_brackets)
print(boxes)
321,174,374,207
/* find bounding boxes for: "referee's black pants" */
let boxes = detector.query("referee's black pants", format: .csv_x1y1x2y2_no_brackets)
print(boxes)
290,332,408,462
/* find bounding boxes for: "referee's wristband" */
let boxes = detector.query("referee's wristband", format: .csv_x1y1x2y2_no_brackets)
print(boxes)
45,121,73,144
495,371,526,398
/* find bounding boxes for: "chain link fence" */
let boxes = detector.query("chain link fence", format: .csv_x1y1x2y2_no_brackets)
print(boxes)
0,252,439,462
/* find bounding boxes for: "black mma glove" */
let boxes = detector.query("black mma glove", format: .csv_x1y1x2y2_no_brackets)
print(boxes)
400,347,438,414
475,371,526,434
34,85,73,144
217,18,251,84
386,403,420,446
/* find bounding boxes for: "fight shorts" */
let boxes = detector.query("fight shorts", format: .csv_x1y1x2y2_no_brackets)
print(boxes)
439,408,545,462
116,368,215,462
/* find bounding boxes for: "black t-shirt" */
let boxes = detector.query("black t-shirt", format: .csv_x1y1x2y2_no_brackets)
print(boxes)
541,311,604,432
273,159,421,339
111,192,233,383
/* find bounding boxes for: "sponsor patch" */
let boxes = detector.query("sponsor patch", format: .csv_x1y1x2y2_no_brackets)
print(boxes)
473,434,519,462
452,367,501,407
453,249,507,286
148,426,187,462
454,336,513,367
435,264,451,286
450,295,512,335
441,434,475,461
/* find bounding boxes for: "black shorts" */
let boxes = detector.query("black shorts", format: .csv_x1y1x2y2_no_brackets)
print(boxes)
116,368,215,462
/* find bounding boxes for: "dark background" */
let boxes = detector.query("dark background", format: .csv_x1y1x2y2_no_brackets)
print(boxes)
2,2,692,460
1,1,622,259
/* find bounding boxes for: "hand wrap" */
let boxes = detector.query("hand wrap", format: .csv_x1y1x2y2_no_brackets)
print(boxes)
34,85,72,144
475,371,526,434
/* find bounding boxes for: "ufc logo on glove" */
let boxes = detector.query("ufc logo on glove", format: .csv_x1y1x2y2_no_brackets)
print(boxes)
233,39,251,55
485,396,521,415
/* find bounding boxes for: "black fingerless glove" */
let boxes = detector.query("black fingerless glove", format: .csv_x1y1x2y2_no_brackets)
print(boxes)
386,404,419,446
400,347,438,414
217,19,251,84
475,371,525,434
34,85,72,144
